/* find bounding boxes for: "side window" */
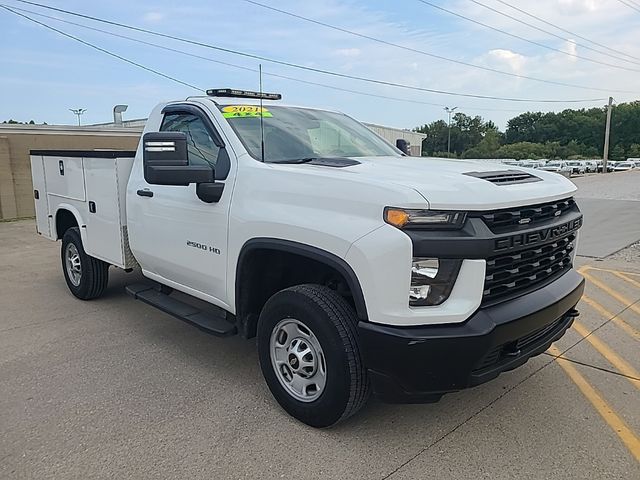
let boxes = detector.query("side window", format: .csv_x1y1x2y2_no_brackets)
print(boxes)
160,113,221,168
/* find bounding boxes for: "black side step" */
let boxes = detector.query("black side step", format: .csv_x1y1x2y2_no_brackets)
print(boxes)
126,283,237,337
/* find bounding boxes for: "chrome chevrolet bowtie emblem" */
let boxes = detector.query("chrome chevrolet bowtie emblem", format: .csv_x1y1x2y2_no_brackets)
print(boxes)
518,218,531,224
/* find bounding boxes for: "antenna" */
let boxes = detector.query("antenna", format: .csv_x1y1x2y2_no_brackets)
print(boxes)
259,64,265,162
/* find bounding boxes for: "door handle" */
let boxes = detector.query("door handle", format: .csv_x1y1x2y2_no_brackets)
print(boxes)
137,189,154,197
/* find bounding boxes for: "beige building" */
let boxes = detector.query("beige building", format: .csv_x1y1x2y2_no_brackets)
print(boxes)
363,123,426,157
0,124,141,220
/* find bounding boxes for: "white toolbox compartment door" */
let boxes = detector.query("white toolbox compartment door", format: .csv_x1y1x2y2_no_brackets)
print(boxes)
29,155,52,238
83,157,125,267
43,156,86,201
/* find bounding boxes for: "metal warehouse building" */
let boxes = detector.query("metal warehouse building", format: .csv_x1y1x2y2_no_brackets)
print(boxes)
0,119,425,220
363,123,426,157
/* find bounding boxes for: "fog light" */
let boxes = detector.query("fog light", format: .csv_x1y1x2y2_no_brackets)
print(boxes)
410,258,462,306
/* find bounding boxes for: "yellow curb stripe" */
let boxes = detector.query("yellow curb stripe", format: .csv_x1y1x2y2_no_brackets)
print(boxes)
614,271,640,290
571,321,640,390
581,295,640,341
578,267,640,316
549,345,640,463
586,266,640,278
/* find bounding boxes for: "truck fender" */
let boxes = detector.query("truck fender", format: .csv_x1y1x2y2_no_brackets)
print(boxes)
53,203,88,245
235,238,369,322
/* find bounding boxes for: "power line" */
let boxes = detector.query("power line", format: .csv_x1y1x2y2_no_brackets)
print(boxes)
616,0,640,13
6,0,607,104
466,0,640,67
241,0,634,94
0,5,203,92
417,0,640,73
493,0,640,62
1,4,525,113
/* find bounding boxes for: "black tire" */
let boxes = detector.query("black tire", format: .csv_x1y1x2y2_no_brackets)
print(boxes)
257,284,370,427
61,227,109,300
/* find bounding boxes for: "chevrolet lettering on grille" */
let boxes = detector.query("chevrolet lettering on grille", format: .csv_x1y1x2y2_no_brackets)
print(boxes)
494,217,582,252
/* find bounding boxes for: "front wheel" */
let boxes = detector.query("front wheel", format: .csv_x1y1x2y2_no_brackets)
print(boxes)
257,284,370,428
61,227,109,300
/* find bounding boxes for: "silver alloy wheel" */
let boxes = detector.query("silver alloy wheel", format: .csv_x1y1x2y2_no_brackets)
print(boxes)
270,318,327,402
65,243,82,287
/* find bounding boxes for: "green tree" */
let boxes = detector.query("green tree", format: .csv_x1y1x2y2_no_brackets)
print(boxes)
627,143,640,158
495,142,550,160
610,144,626,160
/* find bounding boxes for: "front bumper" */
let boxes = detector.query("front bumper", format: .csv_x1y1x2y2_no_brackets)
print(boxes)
358,269,584,403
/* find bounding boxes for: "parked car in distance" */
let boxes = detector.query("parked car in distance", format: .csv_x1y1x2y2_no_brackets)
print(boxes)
596,160,613,173
611,161,636,171
581,160,596,173
501,160,520,167
566,161,586,175
627,158,640,168
540,161,571,175
521,160,545,169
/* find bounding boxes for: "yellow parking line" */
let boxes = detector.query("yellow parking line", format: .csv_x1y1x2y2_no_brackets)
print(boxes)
581,295,640,341
571,321,640,390
586,266,640,278
614,271,640,290
549,345,640,462
579,267,640,316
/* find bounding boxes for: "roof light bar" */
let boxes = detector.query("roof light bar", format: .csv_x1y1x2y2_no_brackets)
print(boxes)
206,88,282,100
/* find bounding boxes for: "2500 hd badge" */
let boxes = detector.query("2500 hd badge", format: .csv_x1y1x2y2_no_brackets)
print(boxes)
186,240,221,255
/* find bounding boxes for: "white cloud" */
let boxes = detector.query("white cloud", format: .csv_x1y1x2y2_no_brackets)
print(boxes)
557,0,598,14
334,48,361,57
565,39,578,59
142,12,165,23
487,49,527,73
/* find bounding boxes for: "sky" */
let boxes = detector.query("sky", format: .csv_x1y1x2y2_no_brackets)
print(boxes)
1,0,639,129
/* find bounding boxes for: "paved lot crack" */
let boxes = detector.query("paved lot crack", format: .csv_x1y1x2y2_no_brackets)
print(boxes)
559,298,640,359
542,352,640,382
382,295,640,479
0,307,104,334
380,354,559,480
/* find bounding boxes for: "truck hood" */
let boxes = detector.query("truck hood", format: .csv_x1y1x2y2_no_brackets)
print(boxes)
343,156,577,210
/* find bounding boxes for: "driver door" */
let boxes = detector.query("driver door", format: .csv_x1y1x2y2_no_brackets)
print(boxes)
134,105,233,304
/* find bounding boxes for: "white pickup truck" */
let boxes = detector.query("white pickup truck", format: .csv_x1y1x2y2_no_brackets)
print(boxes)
30,89,584,427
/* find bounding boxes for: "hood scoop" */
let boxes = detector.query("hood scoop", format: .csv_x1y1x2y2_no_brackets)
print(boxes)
463,169,541,185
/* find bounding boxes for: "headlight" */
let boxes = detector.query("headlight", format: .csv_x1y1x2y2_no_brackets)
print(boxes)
410,257,462,306
384,207,466,229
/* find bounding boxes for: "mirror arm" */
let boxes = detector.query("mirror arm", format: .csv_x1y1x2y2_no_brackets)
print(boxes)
196,182,225,203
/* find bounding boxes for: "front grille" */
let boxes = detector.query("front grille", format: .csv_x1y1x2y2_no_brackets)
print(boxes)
483,233,575,305
477,197,576,232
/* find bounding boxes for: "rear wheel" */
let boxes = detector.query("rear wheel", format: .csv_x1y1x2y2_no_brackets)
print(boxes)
257,284,369,427
61,227,109,300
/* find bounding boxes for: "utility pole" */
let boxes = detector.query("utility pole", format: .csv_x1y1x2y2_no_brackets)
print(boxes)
602,97,613,173
444,106,457,157
69,108,86,126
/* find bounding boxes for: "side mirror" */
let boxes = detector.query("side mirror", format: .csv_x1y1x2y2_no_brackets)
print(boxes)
396,138,410,155
143,132,214,185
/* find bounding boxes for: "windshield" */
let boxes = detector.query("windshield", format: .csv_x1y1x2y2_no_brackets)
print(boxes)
217,104,400,162
547,162,561,166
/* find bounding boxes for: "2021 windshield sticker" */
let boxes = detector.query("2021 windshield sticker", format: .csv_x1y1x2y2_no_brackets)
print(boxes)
221,105,273,118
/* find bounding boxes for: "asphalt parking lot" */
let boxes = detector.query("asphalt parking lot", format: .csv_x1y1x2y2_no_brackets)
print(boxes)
1,171,639,479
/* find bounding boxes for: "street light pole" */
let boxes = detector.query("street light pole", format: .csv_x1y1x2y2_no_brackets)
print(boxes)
444,106,458,157
69,108,87,126
602,96,613,173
